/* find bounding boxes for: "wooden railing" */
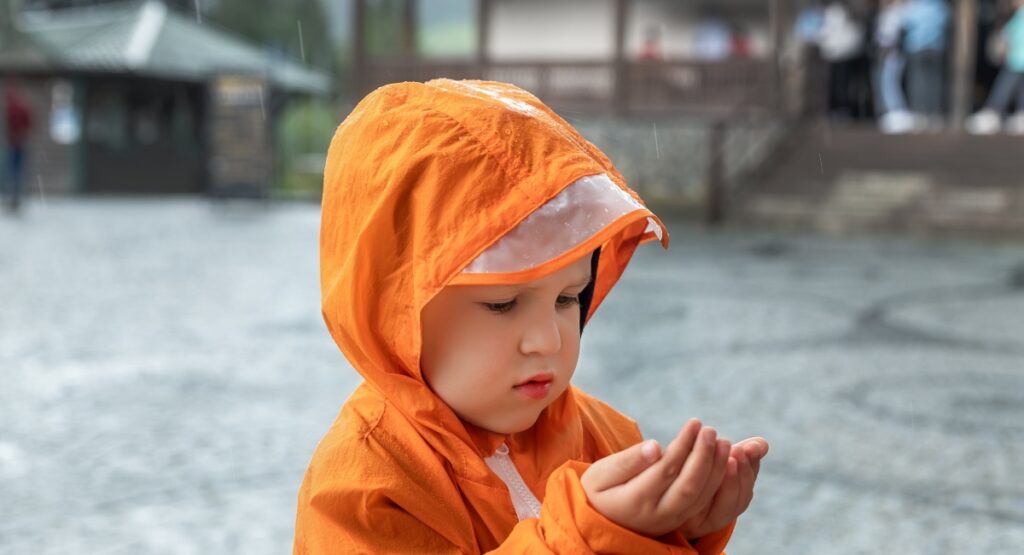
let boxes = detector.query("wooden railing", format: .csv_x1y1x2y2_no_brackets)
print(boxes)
358,56,795,226
359,58,779,115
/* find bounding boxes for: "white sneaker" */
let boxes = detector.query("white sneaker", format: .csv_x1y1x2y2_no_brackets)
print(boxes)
966,109,1001,135
879,110,914,134
1005,113,1024,135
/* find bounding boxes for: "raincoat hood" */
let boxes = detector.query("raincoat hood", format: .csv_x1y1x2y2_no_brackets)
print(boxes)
320,79,667,463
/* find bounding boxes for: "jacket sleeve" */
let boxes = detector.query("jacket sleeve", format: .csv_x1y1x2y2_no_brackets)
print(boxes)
293,465,466,554
490,461,735,554
294,459,734,554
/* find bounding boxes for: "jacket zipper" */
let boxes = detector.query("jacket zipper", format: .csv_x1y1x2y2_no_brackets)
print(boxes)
484,443,542,521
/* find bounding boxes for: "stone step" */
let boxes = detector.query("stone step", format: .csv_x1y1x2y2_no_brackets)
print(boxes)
754,125,1024,192
736,123,1024,237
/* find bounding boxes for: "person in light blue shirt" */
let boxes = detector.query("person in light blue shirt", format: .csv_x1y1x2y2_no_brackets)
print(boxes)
795,1,825,45
967,1,1024,134
902,0,950,52
901,0,951,122
1005,5,1024,71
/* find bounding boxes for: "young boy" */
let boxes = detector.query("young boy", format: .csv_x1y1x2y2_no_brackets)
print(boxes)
294,79,768,553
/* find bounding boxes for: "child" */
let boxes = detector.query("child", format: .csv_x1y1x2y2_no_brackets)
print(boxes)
294,79,768,553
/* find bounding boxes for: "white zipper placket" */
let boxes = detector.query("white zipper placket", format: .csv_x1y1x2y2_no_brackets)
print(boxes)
483,443,542,521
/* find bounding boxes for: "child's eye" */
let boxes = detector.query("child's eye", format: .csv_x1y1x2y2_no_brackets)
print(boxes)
482,299,517,314
556,295,580,309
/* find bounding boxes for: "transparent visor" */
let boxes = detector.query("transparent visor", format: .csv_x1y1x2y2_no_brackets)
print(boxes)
452,173,664,284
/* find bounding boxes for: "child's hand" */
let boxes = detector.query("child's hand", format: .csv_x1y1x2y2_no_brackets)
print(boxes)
678,437,769,540
580,419,732,537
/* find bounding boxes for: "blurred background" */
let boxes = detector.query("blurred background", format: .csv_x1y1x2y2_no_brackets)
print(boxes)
1,0,1023,553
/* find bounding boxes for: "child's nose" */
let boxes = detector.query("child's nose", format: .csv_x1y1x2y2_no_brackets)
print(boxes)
519,315,562,356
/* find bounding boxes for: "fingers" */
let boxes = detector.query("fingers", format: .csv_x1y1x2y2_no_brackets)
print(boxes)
688,438,731,515
732,437,769,460
582,439,662,492
656,425,721,514
735,450,756,514
749,451,761,481
630,419,702,496
733,437,768,482
697,439,764,530
701,456,741,528
675,438,730,530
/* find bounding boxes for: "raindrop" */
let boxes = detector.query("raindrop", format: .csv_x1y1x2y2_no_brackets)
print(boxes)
36,175,46,206
297,21,306,62
193,0,202,24
652,122,660,160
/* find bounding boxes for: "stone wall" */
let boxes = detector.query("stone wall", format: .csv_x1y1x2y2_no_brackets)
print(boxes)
567,115,787,210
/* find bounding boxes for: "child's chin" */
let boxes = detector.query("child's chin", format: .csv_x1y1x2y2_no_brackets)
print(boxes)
485,412,543,435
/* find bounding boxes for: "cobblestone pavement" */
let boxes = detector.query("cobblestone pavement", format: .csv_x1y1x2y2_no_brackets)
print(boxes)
2,199,1023,554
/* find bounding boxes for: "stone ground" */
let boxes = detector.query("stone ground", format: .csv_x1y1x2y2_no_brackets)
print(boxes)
1,198,1023,554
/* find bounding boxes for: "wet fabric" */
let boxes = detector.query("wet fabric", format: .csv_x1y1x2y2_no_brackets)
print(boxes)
456,173,662,282
294,79,735,553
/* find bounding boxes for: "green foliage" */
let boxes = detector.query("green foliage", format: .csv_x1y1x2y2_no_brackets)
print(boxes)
365,0,403,57
208,0,333,71
275,98,336,194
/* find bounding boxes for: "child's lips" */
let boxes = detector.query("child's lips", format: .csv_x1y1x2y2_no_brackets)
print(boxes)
514,374,554,400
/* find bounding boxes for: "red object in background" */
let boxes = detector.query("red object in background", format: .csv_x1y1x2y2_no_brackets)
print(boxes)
5,87,33,146
730,35,751,58
640,39,663,61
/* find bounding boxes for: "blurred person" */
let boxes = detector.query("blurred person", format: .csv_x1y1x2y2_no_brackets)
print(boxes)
819,1,866,119
874,0,913,133
3,81,33,214
639,25,664,61
693,8,732,61
793,0,828,115
293,80,769,553
795,0,826,46
729,22,752,58
967,0,1024,134
902,0,951,129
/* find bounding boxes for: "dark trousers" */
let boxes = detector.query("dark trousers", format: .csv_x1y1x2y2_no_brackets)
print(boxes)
907,49,946,116
828,59,853,117
985,68,1024,114
4,147,25,210
828,56,873,119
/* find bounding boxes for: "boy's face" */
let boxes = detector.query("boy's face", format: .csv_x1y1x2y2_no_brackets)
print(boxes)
420,255,592,434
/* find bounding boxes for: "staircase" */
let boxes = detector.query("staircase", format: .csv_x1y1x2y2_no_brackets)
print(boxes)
734,121,1024,238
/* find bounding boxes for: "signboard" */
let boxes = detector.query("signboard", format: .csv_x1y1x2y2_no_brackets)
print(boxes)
208,74,272,199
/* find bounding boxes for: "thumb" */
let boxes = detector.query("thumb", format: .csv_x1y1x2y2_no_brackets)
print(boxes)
583,439,661,492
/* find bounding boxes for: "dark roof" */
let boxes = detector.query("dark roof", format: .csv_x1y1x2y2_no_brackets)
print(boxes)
3,1,329,94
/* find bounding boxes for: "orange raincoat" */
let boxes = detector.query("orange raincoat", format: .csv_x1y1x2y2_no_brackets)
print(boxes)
295,79,735,554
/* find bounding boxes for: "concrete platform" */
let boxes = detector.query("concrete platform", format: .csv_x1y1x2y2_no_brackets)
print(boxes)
2,199,1022,553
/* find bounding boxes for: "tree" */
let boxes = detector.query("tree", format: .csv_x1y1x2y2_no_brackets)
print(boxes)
207,0,333,71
